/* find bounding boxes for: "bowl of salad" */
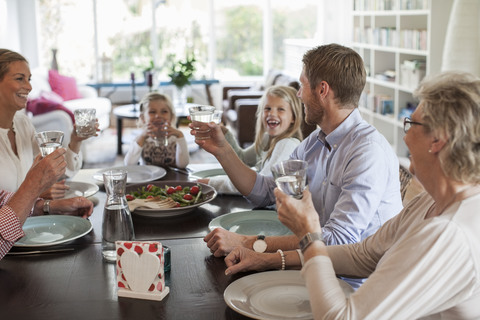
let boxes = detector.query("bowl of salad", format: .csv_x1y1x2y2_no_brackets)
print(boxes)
125,180,217,217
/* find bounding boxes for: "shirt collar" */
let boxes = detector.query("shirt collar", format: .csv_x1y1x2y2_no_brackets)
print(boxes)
317,108,362,151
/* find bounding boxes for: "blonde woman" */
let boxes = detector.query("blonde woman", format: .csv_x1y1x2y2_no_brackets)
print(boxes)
199,85,303,194
124,92,189,169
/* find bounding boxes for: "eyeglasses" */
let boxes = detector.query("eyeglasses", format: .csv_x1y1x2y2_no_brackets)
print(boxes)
403,117,424,133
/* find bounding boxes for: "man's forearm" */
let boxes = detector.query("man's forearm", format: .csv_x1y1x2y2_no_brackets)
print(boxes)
215,145,257,196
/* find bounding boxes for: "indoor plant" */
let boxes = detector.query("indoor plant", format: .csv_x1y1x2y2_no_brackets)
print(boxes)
168,55,196,105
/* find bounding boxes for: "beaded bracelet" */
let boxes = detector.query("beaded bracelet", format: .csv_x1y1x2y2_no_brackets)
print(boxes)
277,249,285,270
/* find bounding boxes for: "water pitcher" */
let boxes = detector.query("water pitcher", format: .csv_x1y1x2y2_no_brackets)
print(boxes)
102,170,135,263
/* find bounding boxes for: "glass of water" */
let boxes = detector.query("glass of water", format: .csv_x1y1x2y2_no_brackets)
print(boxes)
271,159,308,199
34,130,64,157
189,105,215,140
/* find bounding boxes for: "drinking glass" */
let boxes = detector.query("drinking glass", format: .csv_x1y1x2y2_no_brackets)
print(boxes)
189,105,215,140
152,119,169,147
212,110,223,124
74,108,97,138
271,159,308,199
35,131,64,157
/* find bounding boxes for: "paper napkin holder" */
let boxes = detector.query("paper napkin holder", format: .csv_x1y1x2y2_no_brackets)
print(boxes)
115,241,170,301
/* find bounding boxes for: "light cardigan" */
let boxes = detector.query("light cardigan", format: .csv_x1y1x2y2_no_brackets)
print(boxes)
0,112,82,192
302,192,480,319
207,131,300,195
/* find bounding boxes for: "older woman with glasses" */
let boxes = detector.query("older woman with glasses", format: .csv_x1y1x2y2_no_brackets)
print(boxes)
225,71,480,319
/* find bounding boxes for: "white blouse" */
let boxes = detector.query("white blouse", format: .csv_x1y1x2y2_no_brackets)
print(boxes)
0,112,82,192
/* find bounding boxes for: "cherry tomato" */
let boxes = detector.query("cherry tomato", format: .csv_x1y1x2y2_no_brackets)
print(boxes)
183,194,193,200
175,202,181,207
126,194,135,201
146,184,154,191
167,187,175,194
146,195,154,199
189,186,200,195
175,185,183,192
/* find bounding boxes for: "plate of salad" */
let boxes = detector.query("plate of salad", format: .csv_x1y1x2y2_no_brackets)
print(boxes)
125,180,217,217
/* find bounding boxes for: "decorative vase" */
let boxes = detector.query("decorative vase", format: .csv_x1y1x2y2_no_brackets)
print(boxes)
51,48,59,71
173,86,187,107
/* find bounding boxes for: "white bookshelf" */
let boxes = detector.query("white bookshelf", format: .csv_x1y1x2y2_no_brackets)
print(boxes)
352,0,453,157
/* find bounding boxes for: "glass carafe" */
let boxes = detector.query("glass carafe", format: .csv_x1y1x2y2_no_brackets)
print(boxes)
102,169,135,263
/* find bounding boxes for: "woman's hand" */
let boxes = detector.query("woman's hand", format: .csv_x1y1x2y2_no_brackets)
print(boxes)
39,180,69,200
224,247,278,275
69,120,100,153
275,187,321,239
26,150,67,195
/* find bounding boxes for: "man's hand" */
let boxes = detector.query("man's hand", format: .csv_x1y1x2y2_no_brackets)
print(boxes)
49,196,94,219
189,122,229,157
40,180,69,200
204,228,254,257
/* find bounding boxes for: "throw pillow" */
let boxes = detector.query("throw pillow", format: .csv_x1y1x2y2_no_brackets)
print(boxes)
26,95,75,122
48,69,82,101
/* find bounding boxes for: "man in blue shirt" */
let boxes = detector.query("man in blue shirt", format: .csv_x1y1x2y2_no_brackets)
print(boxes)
196,43,403,288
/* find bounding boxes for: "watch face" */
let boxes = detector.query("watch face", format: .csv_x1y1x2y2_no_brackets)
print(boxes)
253,239,267,253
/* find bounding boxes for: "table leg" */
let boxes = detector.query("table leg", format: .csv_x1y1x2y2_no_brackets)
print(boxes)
116,117,123,155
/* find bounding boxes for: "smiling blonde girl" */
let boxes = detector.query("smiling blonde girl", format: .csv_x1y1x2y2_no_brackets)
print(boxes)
200,85,303,194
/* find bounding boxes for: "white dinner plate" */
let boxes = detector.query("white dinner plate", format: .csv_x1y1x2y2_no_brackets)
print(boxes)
209,210,292,236
14,216,93,247
93,165,167,184
64,181,99,198
224,270,353,320
125,180,217,217
189,168,226,179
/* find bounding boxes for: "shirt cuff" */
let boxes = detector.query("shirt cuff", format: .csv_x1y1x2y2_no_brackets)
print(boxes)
0,205,25,242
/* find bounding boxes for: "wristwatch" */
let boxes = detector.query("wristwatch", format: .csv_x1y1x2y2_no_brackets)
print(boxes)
43,199,51,215
299,232,324,253
253,235,267,253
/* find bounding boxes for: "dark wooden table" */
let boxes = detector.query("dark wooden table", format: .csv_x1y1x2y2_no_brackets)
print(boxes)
0,168,255,319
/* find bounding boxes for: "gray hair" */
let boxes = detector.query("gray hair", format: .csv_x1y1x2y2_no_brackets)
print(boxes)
414,71,480,183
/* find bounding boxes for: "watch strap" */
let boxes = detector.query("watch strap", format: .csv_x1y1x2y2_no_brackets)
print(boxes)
43,199,51,215
299,232,324,253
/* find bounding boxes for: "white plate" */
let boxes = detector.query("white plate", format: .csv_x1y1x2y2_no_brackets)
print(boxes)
209,210,292,236
14,216,92,247
64,181,99,198
224,270,353,320
189,168,226,179
93,165,167,184
125,180,217,217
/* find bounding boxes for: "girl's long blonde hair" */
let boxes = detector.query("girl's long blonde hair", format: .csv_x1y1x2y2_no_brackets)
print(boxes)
254,85,303,162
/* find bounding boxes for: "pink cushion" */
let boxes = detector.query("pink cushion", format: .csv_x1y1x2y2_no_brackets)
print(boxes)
48,69,82,101
26,94,75,122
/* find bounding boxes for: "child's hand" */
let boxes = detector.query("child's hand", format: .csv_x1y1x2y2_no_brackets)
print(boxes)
166,125,184,138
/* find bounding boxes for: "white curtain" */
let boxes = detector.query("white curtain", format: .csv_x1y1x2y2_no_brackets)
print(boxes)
441,0,480,77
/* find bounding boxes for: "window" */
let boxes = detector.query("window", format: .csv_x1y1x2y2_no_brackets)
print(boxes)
34,0,320,83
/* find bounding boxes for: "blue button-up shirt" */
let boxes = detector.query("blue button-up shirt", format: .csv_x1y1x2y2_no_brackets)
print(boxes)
247,108,403,245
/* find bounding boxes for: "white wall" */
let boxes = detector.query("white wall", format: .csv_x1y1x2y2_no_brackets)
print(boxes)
0,0,39,66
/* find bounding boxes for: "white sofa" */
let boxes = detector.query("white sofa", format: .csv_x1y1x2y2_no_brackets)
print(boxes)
29,67,112,133
27,68,113,162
